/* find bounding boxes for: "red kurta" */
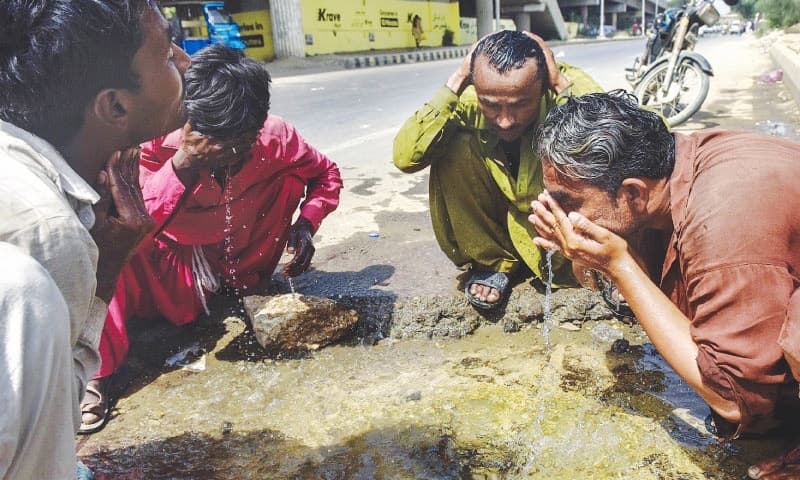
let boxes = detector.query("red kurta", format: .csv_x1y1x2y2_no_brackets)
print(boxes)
95,116,342,378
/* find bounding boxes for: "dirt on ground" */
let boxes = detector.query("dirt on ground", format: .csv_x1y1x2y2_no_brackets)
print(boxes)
76,34,800,480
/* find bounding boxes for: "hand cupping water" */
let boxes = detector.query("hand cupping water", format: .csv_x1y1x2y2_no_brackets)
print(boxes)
528,190,631,283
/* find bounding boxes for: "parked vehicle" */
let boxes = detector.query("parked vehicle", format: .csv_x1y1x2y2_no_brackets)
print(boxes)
625,0,738,126
167,1,247,55
584,24,617,37
727,20,744,35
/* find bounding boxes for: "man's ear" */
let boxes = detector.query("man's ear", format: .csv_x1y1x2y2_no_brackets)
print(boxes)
617,178,650,215
91,89,130,129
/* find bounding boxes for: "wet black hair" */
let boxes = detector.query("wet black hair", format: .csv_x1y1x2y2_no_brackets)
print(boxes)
469,30,548,87
536,90,675,193
184,44,271,140
0,0,154,147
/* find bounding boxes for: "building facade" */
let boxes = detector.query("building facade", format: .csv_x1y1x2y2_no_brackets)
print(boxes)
162,0,657,61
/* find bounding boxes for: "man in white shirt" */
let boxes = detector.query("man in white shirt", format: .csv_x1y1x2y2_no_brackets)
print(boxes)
0,1,190,477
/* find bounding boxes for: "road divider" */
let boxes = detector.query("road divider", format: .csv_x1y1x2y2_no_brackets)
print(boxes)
342,47,470,69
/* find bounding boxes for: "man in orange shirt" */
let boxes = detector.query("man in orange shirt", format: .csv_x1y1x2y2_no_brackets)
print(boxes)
529,91,800,478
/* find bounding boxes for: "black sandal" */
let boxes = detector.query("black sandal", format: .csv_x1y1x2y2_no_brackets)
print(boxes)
587,269,635,319
601,284,635,319
465,271,510,310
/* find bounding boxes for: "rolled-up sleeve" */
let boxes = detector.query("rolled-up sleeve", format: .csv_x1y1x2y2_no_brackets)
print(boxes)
668,130,800,434
393,86,487,174
689,263,795,432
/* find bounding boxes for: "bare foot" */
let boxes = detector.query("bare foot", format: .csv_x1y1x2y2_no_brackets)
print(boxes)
748,444,800,479
469,283,500,304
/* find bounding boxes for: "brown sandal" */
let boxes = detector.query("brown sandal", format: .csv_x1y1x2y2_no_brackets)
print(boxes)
78,378,111,435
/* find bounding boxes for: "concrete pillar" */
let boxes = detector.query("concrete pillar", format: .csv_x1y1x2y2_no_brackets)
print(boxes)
581,6,589,26
515,12,531,32
269,0,305,58
611,12,618,28
599,0,605,38
477,0,494,37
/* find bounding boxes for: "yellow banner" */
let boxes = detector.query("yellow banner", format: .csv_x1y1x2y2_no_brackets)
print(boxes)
232,10,275,61
301,0,461,55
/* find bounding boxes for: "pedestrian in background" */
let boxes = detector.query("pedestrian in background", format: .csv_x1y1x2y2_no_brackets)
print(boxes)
412,14,425,48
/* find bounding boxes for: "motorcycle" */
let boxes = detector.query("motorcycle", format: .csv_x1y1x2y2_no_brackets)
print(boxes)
626,0,738,126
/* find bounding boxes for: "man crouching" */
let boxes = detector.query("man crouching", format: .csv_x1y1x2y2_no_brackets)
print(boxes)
80,45,343,433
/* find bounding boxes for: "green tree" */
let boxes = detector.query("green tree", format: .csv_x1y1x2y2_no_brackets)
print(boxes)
756,0,800,27
732,0,758,19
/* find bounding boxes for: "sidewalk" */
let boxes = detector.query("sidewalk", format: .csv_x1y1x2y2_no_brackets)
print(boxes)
768,30,800,105
264,35,642,79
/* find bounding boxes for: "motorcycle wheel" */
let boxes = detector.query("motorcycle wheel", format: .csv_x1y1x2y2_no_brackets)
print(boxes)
633,59,710,127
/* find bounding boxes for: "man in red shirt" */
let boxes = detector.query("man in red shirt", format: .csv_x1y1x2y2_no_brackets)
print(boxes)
529,91,800,478
80,45,343,433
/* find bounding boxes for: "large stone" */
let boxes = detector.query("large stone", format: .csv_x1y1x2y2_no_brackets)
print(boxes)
243,293,359,353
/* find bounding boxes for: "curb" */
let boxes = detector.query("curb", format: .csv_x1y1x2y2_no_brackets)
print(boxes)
338,36,641,70
342,47,470,69
769,41,800,105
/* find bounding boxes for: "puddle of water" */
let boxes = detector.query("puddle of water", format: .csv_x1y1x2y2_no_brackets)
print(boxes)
77,319,784,479
755,120,796,137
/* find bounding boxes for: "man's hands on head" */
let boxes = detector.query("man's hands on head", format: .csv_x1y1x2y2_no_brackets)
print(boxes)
521,31,573,94
171,123,255,186
447,33,572,97
91,147,155,303
446,37,485,96
283,217,315,278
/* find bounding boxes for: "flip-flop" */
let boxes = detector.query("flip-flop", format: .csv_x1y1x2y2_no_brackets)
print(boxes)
704,411,789,441
601,284,635,319
704,411,739,439
465,271,510,310
77,378,111,435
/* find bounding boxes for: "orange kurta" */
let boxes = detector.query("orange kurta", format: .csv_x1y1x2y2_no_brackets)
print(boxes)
662,130,800,433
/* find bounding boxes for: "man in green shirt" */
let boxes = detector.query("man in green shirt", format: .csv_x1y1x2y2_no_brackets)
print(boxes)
393,30,603,309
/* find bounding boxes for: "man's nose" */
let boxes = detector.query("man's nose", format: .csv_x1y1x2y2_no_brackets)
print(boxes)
496,113,515,130
173,43,191,74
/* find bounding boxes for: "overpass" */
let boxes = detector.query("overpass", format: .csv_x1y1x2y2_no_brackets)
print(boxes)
466,0,662,40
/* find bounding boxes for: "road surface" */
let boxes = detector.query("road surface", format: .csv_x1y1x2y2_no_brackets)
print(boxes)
264,35,799,298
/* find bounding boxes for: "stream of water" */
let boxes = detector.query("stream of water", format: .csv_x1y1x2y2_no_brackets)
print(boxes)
541,248,558,350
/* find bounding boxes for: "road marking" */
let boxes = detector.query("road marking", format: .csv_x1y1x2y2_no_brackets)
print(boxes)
320,127,397,154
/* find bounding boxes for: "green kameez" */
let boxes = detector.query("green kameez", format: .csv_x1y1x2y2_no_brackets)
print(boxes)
393,63,603,283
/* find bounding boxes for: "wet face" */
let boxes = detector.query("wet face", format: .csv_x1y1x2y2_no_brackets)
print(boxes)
125,6,191,144
541,161,639,240
472,55,544,142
